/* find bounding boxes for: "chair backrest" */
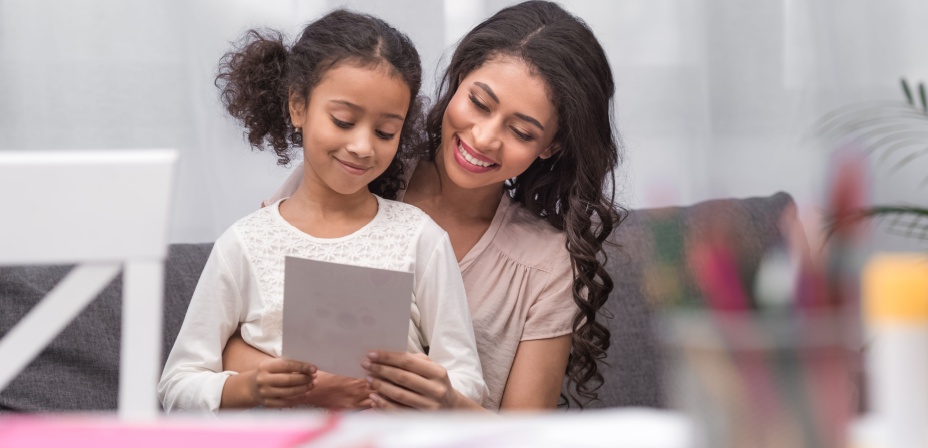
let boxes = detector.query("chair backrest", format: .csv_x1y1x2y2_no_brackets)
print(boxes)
0,149,176,264
0,149,177,421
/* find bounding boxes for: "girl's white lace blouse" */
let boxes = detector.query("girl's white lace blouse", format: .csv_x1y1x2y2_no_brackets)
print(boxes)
158,196,487,412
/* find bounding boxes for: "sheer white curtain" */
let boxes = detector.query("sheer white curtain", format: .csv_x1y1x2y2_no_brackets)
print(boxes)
1,0,926,244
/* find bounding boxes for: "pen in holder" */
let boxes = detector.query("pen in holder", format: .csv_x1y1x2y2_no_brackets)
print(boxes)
653,229,858,448
659,308,857,448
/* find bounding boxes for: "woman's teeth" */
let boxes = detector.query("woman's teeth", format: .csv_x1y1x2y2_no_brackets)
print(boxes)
457,141,494,167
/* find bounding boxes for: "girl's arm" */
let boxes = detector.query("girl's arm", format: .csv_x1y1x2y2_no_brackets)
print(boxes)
364,226,487,410
222,330,373,410
158,233,246,412
364,335,570,411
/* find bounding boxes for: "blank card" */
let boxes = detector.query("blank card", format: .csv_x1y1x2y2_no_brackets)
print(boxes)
282,256,413,378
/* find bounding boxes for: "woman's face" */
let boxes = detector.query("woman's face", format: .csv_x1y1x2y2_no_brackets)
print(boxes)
438,56,559,191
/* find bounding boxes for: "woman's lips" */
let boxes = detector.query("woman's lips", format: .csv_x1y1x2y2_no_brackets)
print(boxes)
453,135,498,173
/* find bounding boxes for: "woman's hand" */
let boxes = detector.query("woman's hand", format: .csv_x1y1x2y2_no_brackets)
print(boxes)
306,372,373,411
362,351,482,411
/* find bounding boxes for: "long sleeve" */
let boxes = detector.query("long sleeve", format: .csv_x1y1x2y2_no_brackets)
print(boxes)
158,231,247,413
413,224,488,405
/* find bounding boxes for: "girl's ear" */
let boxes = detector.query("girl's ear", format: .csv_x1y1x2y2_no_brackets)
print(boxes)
539,144,561,160
288,89,307,127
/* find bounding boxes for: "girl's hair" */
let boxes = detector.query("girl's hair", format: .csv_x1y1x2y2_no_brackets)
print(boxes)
425,1,624,407
216,10,423,199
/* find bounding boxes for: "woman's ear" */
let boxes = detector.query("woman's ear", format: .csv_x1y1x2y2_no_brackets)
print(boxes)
539,144,561,160
288,89,307,128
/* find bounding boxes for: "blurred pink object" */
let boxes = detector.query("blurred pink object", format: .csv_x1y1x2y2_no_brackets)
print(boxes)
0,414,338,448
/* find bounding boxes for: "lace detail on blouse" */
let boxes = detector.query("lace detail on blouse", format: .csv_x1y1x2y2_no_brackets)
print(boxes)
233,197,427,338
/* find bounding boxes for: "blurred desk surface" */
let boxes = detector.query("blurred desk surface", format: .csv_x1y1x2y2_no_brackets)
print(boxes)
0,408,692,448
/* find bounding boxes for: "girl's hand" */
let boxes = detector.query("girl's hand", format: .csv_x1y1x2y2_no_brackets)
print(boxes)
250,358,317,408
361,351,459,410
222,331,371,410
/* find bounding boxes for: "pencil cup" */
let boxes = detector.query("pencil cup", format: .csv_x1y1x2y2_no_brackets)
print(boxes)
659,309,858,448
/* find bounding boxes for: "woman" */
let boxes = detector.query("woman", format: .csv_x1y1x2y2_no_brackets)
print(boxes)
223,0,621,411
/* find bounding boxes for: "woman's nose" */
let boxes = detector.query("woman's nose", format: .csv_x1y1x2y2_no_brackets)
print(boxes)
471,120,502,153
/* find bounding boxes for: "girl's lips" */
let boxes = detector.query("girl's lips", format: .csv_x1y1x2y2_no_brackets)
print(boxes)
336,158,371,175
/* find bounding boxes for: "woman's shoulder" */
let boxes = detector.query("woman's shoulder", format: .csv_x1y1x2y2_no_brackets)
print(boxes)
375,195,445,239
491,195,570,273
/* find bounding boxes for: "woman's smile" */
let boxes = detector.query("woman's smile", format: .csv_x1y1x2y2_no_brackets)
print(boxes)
453,135,499,173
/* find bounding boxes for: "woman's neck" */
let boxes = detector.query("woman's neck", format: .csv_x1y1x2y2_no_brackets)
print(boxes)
408,158,503,223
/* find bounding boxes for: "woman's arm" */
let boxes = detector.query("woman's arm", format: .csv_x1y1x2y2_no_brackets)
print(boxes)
498,334,572,409
222,330,373,410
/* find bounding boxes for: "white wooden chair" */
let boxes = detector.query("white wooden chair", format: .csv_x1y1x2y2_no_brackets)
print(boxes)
0,149,178,421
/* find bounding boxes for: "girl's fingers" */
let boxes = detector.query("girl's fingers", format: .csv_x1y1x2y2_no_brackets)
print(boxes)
366,351,441,379
260,371,314,387
263,358,317,375
366,376,435,410
259,383,312,399
370,392,413,411
364,362,435,396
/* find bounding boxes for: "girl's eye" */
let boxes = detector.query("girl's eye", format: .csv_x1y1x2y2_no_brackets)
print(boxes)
375,130,396,141
511,127,534,142
332,117,353,129
468,94,490,112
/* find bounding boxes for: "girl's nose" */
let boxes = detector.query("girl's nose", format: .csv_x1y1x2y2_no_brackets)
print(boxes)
346,131,374,158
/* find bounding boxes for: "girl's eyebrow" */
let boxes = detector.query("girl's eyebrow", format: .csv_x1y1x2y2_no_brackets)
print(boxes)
473,82,544,131
331,100,405,121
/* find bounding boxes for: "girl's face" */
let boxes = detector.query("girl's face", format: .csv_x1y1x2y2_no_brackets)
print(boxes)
290,63,410,197
439,56,559,191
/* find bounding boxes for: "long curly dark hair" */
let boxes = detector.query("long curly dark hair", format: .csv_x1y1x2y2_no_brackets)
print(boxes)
215,10,424,199
424,1,624,407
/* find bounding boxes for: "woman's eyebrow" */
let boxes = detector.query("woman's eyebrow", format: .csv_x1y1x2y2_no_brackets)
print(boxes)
515,113,544,131
474,82,544,131
474,82,499,103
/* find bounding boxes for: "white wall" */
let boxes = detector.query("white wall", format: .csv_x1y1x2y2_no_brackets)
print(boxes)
2,0,927,247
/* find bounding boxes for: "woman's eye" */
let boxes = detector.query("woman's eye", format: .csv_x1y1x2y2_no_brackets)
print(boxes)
332,117,353,129
511,127,534,142
375,130,396,141
469,94,490,112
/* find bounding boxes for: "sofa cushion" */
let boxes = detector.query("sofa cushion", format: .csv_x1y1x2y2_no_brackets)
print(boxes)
582,192,798,409
0,244,212,412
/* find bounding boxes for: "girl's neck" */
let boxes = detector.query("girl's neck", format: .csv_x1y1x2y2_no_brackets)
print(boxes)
409,157,503,223
280,175,378,238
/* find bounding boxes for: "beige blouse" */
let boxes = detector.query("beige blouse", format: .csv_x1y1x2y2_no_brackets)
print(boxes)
266,163,577,410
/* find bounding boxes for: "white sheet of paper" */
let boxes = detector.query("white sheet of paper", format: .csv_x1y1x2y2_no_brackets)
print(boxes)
282,256,413,378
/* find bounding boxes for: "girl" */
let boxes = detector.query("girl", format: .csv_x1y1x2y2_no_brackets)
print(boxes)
158,10,487,412
226,0,622,412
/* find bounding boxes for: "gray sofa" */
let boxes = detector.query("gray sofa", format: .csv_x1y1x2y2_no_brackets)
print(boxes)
0,192,797,412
